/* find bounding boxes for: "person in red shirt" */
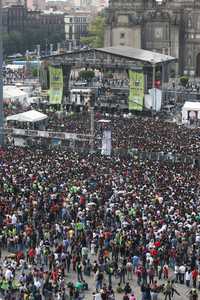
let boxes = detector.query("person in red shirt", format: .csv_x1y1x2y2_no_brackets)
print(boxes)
163,264,169,280
28,247,36,265
51,269,58,283
80,195,85,209
192,268,198,288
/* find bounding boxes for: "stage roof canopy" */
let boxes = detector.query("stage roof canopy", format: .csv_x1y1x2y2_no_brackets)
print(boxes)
95,46,176,64
43,46,177,66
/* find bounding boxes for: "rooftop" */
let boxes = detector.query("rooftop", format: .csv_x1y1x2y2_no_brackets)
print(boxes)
43,46,177,65
95,46,176,64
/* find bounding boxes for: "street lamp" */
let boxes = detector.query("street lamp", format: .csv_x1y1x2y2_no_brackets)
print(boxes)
0,0,4,146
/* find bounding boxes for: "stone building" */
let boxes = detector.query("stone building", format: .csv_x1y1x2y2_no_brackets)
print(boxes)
64,13,90,50
104,0,200,76
2,5,65,38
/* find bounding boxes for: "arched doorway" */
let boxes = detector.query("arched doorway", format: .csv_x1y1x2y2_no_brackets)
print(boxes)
196,53,200,77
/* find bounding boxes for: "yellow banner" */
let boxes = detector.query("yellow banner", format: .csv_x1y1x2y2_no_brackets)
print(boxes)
129,70,144,111
49,65,63,104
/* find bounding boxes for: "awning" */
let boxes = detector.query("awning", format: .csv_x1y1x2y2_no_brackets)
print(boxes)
6,110,48,123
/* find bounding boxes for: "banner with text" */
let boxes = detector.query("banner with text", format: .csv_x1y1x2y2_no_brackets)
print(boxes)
128,70,144,111
49,65,63,104
101,130,112,156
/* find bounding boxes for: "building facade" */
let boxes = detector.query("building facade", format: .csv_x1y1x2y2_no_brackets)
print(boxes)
26,0,45,11
2,5,27,33
2,5,65,37
104,0,200,76
2,0,26,7
64,13,90,49
2,4,65,55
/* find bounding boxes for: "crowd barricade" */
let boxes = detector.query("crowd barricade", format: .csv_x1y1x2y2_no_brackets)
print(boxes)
126,148,196,165
4,128,200,166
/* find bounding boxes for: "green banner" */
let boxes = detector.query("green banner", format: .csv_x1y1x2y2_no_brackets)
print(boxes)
49,65,63,104
128,70,144,111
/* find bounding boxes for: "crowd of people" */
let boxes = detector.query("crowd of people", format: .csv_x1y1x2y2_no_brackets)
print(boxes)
4,106,200,156
0,147,200,300
45,112,200,156
3,68,25,85
3,65,200,300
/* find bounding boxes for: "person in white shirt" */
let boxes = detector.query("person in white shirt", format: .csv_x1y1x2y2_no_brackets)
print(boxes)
179,264,186,284
174,265,180,283
11,214,17,225
185,269,191,287
34,278,41,289
5,268,13,281
93,292,102,300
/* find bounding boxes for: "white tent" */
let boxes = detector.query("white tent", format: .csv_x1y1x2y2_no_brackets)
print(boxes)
6,110,48,123
6,64,24,71
182,101,200,124
3,85,28,104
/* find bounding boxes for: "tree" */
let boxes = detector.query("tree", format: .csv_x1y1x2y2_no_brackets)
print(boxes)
32,68,38,77
3,27,65,56
3,31,23,55
104,70,113,79
79,70,95,81
180,76,189,87
170,69,175,78
80,15,105,48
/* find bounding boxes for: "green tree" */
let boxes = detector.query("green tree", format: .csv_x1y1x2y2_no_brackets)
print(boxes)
3,31,23,55
180,76,189,87
3,27,65,56
32,68,38,77
81,15,105,48
104,70,113,79
170,69,175,78
79,70,95,81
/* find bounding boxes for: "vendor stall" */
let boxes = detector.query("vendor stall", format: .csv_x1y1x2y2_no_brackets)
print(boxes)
182,101,200,125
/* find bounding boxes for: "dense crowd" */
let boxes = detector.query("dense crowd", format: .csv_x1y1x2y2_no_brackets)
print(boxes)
0,147,200,300
5,106,200,156
46,113,200,156
3,68,25,85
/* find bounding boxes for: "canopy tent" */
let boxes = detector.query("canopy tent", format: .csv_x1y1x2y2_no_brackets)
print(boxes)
3,85,28,104
6,110,48,123
182,101,200,124
6,64,24,71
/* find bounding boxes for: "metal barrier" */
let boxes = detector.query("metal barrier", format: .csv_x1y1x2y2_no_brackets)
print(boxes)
4,128,200,166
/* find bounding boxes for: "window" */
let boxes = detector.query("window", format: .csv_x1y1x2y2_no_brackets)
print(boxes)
120,32,125,39
188,17,192,28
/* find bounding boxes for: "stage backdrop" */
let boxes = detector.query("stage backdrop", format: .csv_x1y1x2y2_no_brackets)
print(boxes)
128,70,144,111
